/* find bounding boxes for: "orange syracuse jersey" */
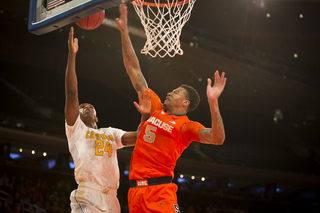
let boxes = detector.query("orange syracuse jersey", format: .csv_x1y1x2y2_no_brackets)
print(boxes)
129,89,205,180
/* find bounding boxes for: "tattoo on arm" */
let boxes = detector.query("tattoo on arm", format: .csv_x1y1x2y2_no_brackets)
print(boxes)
135,73,147,92
122,41,147,92
131,52,137,61
203,128,212,137
122,41,138,62
123,42,130,62
214,111,224,132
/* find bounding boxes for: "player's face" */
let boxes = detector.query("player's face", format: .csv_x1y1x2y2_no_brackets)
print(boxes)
79,103,97,120
164,87,188,110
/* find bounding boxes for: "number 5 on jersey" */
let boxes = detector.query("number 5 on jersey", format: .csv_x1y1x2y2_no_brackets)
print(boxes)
143,125,157,143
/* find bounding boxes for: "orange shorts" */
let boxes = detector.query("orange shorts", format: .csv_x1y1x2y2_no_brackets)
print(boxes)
128,183,180,213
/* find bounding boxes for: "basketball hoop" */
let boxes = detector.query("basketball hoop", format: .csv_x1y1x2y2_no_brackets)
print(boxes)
131,0,196,58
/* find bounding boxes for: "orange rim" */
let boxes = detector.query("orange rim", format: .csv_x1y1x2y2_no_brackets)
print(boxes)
132,0,192,7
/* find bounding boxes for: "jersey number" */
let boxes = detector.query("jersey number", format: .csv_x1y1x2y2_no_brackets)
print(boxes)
95,140,113,157
143,125,157,143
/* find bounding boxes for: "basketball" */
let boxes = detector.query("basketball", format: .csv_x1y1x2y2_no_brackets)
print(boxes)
76,10,105,30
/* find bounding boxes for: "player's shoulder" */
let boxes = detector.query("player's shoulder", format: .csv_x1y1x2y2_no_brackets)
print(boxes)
100,126,117,131
181,120,204,130
100,126,125,133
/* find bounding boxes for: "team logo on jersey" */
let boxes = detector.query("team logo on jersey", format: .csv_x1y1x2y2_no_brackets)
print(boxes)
159,201,166,205
173,204,180,213
169,120,176,124
136,179,148,187
161,111,165,115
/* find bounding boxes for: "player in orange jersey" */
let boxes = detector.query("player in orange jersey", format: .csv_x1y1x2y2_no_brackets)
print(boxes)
116,4,226,213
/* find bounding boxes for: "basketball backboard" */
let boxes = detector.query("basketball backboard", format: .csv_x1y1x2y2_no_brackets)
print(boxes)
28,0,132,35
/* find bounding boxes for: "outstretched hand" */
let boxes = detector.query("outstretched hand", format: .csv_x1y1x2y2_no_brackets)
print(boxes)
134,90,152,115
68,27,78,55
116,4,128,33
207,71,227,101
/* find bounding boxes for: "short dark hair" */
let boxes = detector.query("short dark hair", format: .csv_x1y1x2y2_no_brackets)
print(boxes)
180,84,200,112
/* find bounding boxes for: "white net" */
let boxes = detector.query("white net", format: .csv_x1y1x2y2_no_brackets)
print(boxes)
132,0,196,58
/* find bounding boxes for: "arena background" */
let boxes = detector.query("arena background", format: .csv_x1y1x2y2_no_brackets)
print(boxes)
1,0,320,212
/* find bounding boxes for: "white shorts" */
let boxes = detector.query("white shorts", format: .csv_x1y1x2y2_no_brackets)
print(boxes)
70,182,120,213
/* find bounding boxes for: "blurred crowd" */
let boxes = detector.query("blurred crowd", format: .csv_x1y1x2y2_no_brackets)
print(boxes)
0,171,251,213
0,172,71,213
0,167,318,213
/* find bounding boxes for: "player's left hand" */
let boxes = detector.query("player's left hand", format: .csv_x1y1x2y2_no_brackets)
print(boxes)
206,70,226,101
134,90,152,115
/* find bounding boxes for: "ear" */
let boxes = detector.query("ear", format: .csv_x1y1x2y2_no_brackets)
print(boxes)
183,100,190,107
95,117,98,123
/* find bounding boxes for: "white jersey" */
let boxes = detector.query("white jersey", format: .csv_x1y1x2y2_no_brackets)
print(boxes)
65,115,125,189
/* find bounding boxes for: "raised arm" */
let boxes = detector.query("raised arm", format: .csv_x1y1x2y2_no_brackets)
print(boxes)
116,4,148,94
64,27,80,126
198,71,226,145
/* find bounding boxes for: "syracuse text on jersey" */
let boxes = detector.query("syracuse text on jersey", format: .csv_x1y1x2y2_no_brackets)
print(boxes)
147,116,174,133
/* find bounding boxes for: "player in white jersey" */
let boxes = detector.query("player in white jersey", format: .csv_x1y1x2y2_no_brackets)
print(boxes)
65,27,151,213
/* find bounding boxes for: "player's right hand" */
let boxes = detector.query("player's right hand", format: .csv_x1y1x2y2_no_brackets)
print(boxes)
134,90,152,115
